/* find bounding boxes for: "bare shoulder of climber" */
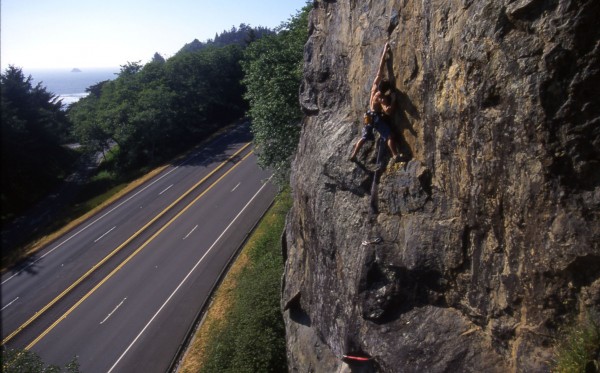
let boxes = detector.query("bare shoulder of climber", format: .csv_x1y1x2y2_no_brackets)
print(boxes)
350,42,402,163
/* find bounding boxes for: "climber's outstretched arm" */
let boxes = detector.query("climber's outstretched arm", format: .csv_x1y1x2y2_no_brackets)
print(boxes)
372,42,390,93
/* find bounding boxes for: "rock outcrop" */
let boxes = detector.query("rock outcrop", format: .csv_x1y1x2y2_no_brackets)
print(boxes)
283,0,599,371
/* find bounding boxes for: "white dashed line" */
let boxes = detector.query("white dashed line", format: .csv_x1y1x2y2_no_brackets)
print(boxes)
159,184,174,195
94,227,116,243
1,297,20,311
100,298,127,325
183,225,198,240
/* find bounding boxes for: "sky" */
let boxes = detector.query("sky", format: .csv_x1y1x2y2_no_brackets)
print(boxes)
1,0,309,70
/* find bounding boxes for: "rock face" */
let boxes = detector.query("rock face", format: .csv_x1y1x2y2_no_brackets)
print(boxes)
282,0,600,372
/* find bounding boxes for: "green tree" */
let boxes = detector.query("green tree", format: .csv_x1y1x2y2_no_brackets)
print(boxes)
69,25,272,177
151,52,166,64
1,66,76,222
166,44,246,131
70,45,248,173
68,80,112,158
2,348,80,373
241,5,310,184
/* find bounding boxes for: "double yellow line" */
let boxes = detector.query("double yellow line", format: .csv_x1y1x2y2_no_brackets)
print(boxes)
2,143,252,348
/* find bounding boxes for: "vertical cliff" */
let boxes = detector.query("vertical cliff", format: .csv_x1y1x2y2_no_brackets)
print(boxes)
282,0,600,371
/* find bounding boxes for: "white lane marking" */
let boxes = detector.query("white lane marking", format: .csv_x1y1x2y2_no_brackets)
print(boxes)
107,176,273,373
231,182,241,192
100,298,127,325
159,184,174,195
183,225,198,240
1,297,20,312
2,166,181,285
2,140,247,284
94,227,117,243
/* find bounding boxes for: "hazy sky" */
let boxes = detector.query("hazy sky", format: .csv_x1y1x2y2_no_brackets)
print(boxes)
1,0,309,70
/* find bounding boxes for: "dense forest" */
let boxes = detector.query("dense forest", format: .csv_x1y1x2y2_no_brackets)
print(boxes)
1,8,309,226
1,66,76,223
69,44,247,171
178,23,273,53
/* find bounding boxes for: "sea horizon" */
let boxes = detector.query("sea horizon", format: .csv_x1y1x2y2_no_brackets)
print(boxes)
22,67,120,107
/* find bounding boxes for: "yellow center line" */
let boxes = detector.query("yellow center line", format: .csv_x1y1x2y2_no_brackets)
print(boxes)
1,143,252,346
25,151,254,350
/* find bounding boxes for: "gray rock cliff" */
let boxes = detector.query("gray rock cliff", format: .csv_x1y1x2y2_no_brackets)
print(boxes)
282,0,600,372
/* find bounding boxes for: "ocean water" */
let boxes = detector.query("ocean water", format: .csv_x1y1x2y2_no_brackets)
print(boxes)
25,67,119,106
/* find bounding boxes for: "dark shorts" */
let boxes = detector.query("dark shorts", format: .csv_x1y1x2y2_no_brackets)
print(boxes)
361,115,391,142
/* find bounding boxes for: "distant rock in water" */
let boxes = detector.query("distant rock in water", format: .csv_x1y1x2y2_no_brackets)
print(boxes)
71,68,82,73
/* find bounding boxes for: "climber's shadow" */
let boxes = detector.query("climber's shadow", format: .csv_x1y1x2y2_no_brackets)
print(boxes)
352,159,370,173
394,90,418,161
385,49,419,162
352,157,385,174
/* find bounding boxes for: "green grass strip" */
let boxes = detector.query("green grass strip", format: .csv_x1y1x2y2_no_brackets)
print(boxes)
179,188,291,373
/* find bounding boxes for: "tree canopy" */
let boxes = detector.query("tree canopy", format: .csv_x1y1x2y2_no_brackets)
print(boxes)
2,12,310,224
241,6,310,184
1,66,76,222
68,18,296,174
178,23,273,54
2,348,80,373
68,44,247,171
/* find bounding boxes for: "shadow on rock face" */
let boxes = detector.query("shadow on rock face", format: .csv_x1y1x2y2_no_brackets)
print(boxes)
284,291,312,327
358,248,446,323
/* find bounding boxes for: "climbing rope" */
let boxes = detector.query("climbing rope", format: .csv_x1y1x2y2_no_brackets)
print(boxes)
369,135,385,214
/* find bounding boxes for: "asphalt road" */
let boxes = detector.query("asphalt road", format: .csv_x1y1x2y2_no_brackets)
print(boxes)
1,123,278,372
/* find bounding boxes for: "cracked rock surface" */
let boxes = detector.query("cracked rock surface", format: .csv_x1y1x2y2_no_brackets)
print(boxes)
283,0,599,372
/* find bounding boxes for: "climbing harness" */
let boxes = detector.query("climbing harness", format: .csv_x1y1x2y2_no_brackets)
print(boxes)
364,110,374,125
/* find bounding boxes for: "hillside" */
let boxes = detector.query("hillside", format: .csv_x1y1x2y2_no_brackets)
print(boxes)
177,24,273,54
282,0,599,371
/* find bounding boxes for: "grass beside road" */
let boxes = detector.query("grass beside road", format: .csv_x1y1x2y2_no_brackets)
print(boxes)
178,189,291,373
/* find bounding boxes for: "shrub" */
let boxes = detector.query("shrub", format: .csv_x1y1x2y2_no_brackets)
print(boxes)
554,311,600,373
2,348,80,373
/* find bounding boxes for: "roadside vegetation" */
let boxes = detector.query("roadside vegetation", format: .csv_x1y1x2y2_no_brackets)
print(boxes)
68,41,249,173
553,311,600,373
1,67,77,224
2,348,80,373
2,3,309,371
178,189,291,373
178,6,310,371
0,21,283,265
241,6,309,184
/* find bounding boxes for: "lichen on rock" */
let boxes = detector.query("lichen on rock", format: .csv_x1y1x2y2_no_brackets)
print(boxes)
283,0,600,372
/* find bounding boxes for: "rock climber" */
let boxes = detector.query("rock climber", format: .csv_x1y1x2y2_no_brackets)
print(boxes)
350,42,402,163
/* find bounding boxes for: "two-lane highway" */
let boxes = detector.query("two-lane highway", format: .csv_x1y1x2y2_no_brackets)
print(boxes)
1,123,278,372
